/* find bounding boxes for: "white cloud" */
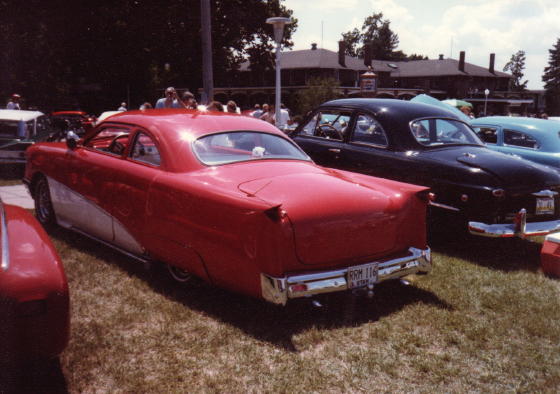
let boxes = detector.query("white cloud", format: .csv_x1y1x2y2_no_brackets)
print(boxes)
284,0,560,88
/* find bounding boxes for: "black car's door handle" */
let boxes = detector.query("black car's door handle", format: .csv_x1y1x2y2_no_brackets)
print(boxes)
328,148,341,153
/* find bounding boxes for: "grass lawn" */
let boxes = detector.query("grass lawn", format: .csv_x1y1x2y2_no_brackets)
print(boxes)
4,224,558,393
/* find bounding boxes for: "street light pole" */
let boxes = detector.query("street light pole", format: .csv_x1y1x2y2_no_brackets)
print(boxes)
266,17,291,128
484,88,490,116
201,0,214,104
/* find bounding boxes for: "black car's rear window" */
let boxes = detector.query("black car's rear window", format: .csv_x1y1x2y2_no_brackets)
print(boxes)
411,118,483,146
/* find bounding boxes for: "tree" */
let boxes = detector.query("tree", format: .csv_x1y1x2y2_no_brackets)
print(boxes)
503,50,528,91
0,0,297,113
340,12,425,61
543,38,560,115
295,77,341,115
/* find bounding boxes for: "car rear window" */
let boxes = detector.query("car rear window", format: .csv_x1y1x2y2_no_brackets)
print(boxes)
193,131,310,165
410,118,483,146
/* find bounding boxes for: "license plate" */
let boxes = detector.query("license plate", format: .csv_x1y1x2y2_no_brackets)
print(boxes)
347,262,378,289
536,197,554,215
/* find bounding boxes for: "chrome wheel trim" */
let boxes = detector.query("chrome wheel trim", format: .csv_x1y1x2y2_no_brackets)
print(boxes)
167,264,192,282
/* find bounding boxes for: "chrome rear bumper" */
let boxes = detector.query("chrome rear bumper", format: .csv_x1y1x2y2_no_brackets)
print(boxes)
261,247,431,305
469,208,560,238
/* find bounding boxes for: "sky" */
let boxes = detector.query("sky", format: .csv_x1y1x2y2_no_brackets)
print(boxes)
282,0,560,90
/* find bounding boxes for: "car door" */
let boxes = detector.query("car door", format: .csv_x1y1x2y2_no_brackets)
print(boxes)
292,109,352,168
340,112,421,183
52,124,132,242
107,129,162,255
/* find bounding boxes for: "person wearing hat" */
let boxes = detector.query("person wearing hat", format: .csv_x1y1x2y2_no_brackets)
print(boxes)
155,87,182,109
6,94,21,110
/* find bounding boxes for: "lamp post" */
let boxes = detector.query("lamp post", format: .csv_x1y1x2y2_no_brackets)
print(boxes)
266,17,291,128
484,89,490,116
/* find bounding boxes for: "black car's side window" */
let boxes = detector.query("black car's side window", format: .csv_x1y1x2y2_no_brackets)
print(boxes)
130,132,161,166
350,114,388,147
300,111,351,141
504,129,539,149
474,126,498,144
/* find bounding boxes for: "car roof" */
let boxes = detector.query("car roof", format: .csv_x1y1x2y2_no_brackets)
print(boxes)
96,109,287,172
472,116,560,134
321,98,462,120
0,109,45,122
103,108,281,138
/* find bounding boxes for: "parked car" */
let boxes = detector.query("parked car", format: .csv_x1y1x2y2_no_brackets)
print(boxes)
24,109,432,305
51,110,96,135
0,109,55,164
0,198,69,363
290,98,560,238
471,116,560,169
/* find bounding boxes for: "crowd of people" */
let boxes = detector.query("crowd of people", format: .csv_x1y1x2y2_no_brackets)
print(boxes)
5,89,551,128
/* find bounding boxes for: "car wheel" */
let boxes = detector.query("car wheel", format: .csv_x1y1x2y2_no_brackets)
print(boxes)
34,177,56,226
167,264,192,283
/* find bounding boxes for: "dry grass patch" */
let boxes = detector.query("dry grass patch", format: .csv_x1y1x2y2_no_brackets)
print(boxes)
6,224,560,392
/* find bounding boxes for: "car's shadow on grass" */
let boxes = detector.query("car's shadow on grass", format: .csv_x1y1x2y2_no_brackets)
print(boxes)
49,226,451,352
429,228,542,273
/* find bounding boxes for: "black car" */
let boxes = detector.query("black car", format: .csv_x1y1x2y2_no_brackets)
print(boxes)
291,98,560,238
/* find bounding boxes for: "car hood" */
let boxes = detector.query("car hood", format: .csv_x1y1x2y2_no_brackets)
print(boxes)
419,145,560,188
238,171,414,266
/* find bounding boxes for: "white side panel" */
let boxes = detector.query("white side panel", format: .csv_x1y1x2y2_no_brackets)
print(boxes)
47,176,143,255
113,219,144,255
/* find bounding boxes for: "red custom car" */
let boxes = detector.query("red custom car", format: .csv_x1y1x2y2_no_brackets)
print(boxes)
24,109,431,305
0,199,69,362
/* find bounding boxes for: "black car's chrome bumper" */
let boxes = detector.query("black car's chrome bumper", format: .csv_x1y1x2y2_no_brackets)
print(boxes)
260,247,432,305
469,208,560,238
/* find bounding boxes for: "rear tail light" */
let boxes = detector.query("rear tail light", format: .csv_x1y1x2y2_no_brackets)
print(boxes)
492,189,505,198
289,283,308,294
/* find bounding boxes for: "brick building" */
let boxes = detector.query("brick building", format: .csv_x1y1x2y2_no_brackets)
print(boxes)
214,44,537,116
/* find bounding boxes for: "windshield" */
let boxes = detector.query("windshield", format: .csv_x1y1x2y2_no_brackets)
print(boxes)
410,118,483,147
193,131,310,166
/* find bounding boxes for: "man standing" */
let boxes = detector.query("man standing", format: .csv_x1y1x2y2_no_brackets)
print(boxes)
6,94,21,110
155,87,182,109
276,103,291,130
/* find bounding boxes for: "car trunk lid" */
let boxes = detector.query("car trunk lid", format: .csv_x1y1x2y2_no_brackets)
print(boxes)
239,172,406,266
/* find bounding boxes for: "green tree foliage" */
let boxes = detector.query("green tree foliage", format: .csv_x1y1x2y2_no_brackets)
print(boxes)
543,38,560,115
340,12,426,61
0,0,296,113
295,77,341,116
503,50,528,91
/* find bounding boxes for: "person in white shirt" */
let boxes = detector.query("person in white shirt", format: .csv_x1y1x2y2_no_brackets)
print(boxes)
275,103,291,130
6,94,21,110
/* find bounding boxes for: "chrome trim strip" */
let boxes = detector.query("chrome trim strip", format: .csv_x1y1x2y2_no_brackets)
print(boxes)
68,226,150,264
1,200,10,271
469,211,560,238
429,201,460,212
261,247,431,305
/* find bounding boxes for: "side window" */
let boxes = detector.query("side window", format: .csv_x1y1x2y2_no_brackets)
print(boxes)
474,126,498,144
85,126,131,156
351,113,388,147
130,132,161,166
504,129,539,149
300,111,351,141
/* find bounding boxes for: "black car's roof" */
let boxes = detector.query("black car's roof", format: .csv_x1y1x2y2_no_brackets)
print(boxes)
317,98,465,150
321,98,461,121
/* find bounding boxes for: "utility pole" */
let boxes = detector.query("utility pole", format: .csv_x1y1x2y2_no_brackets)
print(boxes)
201,0,213,104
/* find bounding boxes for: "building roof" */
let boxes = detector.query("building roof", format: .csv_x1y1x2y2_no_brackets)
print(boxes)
240,48,511,79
